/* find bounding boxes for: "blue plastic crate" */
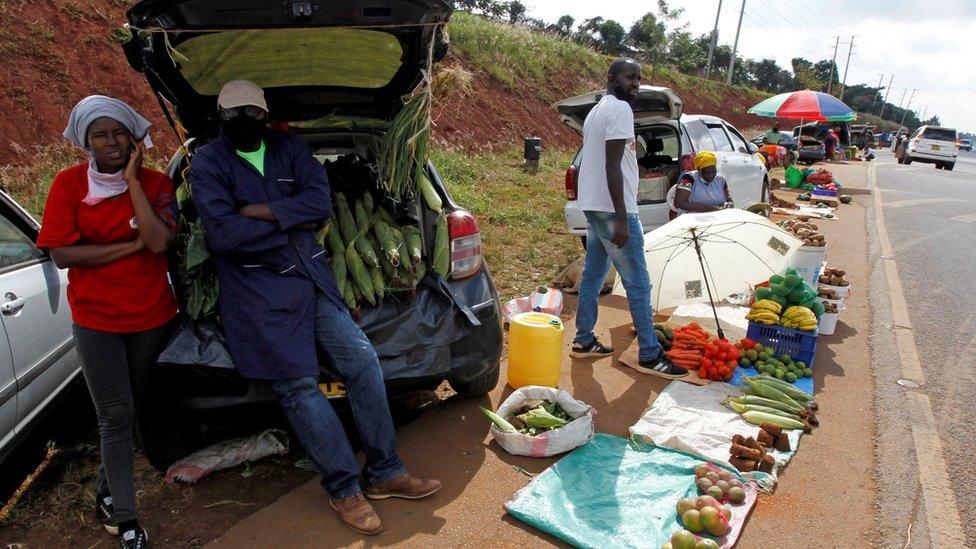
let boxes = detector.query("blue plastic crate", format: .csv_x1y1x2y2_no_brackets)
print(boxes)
745,322,818,367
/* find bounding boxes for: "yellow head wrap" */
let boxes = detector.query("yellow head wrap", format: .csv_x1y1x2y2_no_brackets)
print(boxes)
693,151,717,170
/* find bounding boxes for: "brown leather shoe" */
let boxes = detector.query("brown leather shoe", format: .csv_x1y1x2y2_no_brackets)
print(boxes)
329,493,383,535
364,474,442,500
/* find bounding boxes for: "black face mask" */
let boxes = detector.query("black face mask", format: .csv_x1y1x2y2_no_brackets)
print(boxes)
221,117,268,149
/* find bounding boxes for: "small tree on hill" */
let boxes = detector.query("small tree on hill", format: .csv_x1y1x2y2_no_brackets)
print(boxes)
598,20,627,54
508,1,526,25
553,15,575,37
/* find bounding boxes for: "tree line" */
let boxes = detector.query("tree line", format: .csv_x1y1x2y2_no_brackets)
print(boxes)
450,0,938,131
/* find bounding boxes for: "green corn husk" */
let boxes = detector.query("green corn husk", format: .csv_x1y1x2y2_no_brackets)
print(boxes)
516,406,568,429
371,220,401,267
417,171,442,213
402,225,423,263
354,231,379,268
751,375,813,402
433,212,449,278
377,91,431,202
480,406,516,432
325,217,346,257
729,395,802,414
341,279,358,311
362,192,375,214
354,199,370,232
328,250,347,291
378,207,398,228
388,227,414,272
743,378,803,409
316,219,332,247
725,400,801,422
414,259,426,286
345,244,375,305
334,194,358,246
369,266,385,300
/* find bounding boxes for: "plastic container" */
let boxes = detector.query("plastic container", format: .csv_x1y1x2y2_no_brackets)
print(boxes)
746,322,818,367
818,282,851,298
786,245,827,286
507,312,564,389
818,312,840,335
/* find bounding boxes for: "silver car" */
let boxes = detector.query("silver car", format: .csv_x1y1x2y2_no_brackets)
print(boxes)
0,189,77,464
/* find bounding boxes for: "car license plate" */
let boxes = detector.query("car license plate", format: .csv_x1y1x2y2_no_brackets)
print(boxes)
319,382,347,399
932,145,940,151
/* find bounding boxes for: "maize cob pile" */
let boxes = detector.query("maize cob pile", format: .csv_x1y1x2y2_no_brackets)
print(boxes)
320,190,446,312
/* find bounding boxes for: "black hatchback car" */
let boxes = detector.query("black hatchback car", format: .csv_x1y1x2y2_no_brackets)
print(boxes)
122,0,503,469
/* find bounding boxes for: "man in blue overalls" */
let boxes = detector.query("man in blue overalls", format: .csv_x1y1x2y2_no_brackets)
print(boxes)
190,80,440,536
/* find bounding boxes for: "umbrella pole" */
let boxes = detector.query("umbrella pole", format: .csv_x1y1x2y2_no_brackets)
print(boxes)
690,228,726,340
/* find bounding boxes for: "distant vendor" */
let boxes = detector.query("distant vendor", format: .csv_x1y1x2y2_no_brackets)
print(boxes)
760,123,784,145
674,151,733,214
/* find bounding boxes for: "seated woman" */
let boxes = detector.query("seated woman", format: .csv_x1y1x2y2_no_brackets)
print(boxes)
674,151,733,214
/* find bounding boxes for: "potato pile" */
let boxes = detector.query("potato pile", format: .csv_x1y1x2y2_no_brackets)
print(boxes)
769,192,795,208
819,267,849,287
817,287,841,299
821,301,839,314
782,216,826,247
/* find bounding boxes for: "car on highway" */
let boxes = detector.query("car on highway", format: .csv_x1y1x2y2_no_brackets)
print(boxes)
123,0,503,470
959,138,972,152
0,190,78,465
901,125,959,170
556,87,769,244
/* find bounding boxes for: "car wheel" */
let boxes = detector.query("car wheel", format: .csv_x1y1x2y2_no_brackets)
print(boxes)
936,162,944,170
449,361,500,398
903,155,913,165
946,163,955,171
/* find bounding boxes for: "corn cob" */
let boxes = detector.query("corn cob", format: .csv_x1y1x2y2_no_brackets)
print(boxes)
417,172,442,213
387,227,414,272
369,266,385,300
328,250,347,291
433,212,449,278
354,227,380,268
341,279,357,310
402,225,423,263
371,220,401,267
362,192,375,214
378,207,397,228
325,217,346,257
414,259,426,285
742,410,805,430
354,199,370,233
334,194,358,246
316,219,332,247
345,243,375,305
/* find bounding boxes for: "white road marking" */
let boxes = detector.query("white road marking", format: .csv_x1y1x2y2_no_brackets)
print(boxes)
882,197,965,209
870,164,968,546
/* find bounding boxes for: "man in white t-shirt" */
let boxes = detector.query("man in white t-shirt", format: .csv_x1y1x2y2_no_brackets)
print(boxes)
569,57,686,380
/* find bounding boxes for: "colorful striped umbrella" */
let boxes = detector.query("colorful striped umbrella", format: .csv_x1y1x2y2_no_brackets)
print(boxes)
748,90,855,122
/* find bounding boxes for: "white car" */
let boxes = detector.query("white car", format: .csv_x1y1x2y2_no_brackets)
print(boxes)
902,125,958,170
556,86,769,244
0,189,77,464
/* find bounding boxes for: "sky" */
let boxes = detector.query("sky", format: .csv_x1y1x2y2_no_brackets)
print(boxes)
523,0,976,132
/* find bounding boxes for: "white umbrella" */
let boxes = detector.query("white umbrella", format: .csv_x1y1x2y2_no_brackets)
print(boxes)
613,209,803,339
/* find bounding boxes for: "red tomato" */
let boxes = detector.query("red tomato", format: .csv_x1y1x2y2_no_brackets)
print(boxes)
698,368,709,379
701,358,713,369
723,372,734,382
727,360,737,369
740,338,755,349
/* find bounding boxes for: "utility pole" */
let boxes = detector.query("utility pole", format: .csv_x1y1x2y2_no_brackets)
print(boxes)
891,87,908,125
870,73,884,112
920,105,927,124
839,35,854,99
899,88,917,128
726,0,745,85
826,36,839,94
879,75,894,117
705,0,723,79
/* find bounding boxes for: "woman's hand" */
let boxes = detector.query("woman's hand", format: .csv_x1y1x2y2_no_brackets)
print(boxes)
124,141,144,184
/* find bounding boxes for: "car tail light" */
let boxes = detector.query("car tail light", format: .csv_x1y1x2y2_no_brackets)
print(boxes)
447,209,482,280
681,153,694,172
564,165,578,200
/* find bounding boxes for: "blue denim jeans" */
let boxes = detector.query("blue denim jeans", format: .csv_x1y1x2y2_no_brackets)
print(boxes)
574,211,662,363
268,296,406,499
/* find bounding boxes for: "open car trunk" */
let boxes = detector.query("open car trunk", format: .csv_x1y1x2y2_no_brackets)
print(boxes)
554,86,683,133
123,0,451,137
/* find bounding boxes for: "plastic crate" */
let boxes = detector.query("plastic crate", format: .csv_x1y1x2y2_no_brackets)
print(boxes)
746,322,818,367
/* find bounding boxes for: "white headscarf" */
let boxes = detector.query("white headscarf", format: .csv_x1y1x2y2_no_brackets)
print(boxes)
63,96,154,206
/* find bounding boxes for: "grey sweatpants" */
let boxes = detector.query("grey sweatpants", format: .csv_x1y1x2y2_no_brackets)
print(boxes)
73,322,172,524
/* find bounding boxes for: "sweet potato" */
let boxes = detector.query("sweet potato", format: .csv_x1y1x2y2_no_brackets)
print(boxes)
744,436,759,449
731,434,745,445
729,457,757,472
730,443,764,461
774,433,791,452
758,454,775,473
756,430,774,447
759,422,783,437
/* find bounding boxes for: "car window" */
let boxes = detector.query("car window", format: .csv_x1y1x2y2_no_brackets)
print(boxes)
684,121,715,152
706,123,734,151
0,213,42,269
920,128,956,142
724,123,749,152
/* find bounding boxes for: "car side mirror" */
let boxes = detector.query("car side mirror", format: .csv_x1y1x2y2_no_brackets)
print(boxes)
746,143,758,154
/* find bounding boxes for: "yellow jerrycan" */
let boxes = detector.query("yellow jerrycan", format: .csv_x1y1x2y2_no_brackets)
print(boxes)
507,312,564,389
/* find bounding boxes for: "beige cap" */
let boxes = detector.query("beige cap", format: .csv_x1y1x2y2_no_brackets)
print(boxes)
217,79,268,111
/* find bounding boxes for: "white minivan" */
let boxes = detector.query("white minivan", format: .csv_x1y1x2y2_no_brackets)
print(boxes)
902,125,958,170
556,87,769,245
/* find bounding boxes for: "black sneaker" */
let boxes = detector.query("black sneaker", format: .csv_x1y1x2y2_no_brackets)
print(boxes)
96,492,118,535
120,526,149,549
570,338,613,358
634,354,688,379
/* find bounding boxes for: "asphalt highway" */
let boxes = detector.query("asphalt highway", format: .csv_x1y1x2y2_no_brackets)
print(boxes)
871,149,976,547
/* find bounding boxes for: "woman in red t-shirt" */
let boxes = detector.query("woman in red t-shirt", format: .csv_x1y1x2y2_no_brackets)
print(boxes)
37,96,178,547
